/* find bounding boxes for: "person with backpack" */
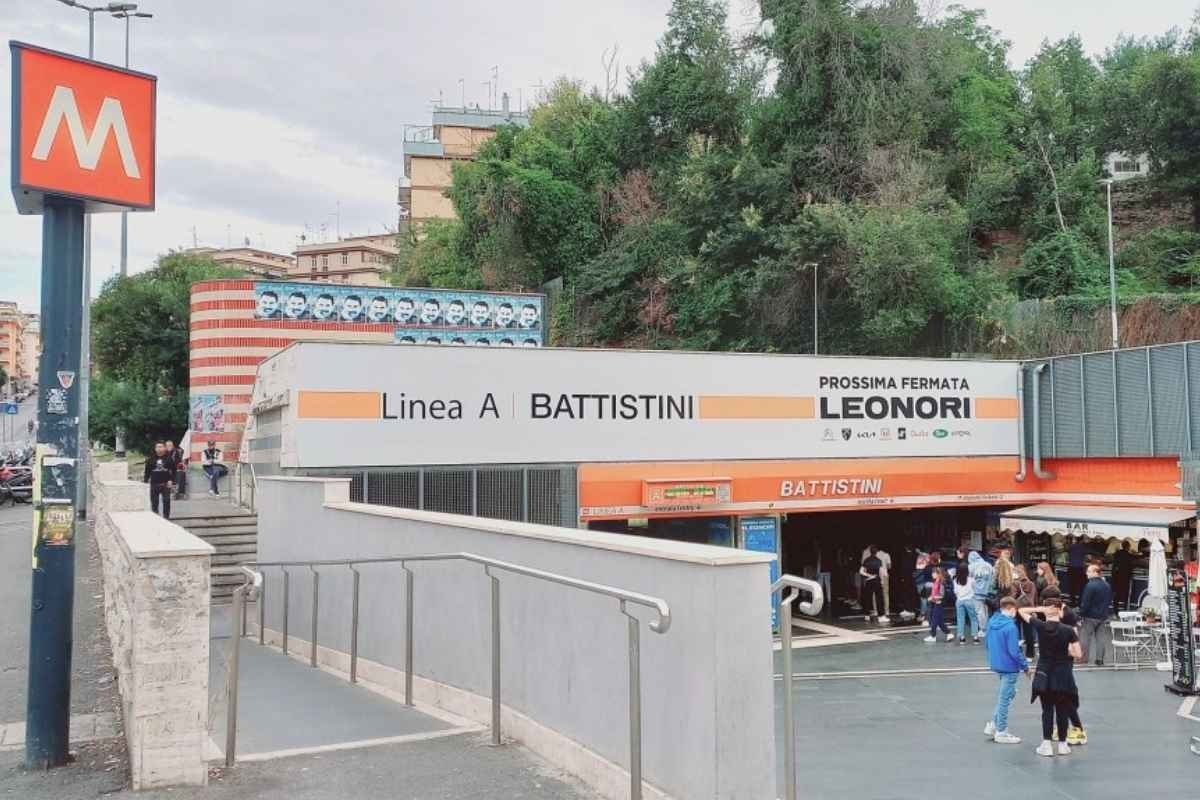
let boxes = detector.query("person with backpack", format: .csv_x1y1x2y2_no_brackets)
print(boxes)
984,596,1029,744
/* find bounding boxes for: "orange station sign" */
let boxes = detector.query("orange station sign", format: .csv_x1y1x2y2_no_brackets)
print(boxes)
10,42,156,214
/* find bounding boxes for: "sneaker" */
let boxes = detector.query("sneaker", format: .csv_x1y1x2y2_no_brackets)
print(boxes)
1067,726,1087,745
984,721,996,737
878,615,891,624
993,731,1021,744
1057,742,1071,755
975,633,982,642
1036,741,1055,757
946,634,956,642
923,635,938,643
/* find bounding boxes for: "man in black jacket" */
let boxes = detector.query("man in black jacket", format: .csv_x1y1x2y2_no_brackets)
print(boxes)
143,442,175,518
1077,564,1114,665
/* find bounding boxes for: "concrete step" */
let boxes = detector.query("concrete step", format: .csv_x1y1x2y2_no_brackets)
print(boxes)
213,553,257,566
189,529,258,542
175,515,257,528
209,542,258,554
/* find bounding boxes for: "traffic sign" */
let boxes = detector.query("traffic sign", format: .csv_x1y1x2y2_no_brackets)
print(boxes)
4,403,18,415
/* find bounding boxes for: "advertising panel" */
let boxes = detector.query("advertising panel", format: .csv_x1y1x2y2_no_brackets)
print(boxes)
263,343,1021,468
253,281,544,346
740,516,781,628
190,394,225,433
1166,561,1198,694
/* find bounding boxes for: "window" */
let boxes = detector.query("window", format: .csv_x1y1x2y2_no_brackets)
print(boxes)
321,255,329,267
341,252,349,265
311,256,318,267
1114,160,1140,174
322,264,329,273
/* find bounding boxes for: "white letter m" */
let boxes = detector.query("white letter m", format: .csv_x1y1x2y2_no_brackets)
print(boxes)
31,85,141,179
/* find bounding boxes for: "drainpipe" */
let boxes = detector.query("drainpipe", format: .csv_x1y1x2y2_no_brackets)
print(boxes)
1015,366,1027,482
1032,363,1055,480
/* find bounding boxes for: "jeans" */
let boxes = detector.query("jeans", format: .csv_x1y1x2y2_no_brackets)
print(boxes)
1021,616,1036,658
149,483,171,518
992,672,1019,733
1079,617,1111,663
204,465,222,495
928,604,948,637
956,600,980,639
975,599,990,633
1041,696,1072,741
175,468,188,498
862,578,884,618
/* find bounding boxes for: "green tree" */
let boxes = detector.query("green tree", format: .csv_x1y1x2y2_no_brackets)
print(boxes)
1130,49,1200,228
0,365,7,394
89,251,240,448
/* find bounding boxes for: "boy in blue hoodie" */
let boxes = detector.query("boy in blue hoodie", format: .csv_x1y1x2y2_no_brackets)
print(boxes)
984,596,1029,743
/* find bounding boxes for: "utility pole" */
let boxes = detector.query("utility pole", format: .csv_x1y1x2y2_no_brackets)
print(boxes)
1101,178,1120,349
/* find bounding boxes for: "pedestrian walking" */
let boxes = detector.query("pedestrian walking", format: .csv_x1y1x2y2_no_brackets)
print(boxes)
923,567,951,642
201,440,226,496
984,597,1029,744
1013,564,1038,658
968,552,995,634
1019,598,1083,757
860,546,887,624
954,562,981,643
166,439,188,500
1077,563,1114,666
143,442,175,519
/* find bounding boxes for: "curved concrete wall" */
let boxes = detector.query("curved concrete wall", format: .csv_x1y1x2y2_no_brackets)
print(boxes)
254,477,776,800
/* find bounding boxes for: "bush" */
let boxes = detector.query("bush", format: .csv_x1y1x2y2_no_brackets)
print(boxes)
1014,229,1106,298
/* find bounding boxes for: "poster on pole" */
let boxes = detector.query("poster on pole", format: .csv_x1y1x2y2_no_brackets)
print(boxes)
1166,560,1198,695
741,516,781,629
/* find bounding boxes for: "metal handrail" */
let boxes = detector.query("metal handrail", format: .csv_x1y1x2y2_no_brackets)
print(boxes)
771,574,824,800
226,553,672,800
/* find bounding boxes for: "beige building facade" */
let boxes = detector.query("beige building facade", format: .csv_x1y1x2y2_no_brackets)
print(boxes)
291,234,397,286
185,246,294,278
0,302,38,394
402,100,530,224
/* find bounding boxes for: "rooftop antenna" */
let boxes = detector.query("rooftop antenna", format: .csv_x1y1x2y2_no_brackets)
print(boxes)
458,77,465,109
191,226,198,249
492,65,499,110
226,223,231,248
481,81,491,110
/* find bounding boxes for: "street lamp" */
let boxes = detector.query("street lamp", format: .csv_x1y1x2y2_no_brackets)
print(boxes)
109,3,153,279
1099,178,1119,350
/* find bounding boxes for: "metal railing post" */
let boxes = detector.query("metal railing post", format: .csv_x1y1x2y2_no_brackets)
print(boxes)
258,573,266,646
241,587,249,639
780,588,797,800
349,565,360,683
488,568,501,745
403,563,414,706
225,582,245,767
622,601,643,800
282,568,290,655
310,566,320,668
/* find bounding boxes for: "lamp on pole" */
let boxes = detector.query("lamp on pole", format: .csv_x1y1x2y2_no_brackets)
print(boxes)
1099,178,1119,350
109,3,153,279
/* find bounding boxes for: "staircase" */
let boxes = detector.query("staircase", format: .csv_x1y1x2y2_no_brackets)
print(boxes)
173,504,258,602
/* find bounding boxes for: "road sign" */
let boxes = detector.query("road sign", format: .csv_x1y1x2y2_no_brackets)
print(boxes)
10,42,157,214
4,403,18,415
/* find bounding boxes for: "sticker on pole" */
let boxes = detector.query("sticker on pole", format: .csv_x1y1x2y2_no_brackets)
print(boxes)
38,502,74,547
55,371,75,390
45,388,68,415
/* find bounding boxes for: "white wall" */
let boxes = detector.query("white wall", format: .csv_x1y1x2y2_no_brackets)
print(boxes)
255,476,777,800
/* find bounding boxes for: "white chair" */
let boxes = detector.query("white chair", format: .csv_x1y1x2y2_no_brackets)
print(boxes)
1118,611,1142,623
1109,621,1142,670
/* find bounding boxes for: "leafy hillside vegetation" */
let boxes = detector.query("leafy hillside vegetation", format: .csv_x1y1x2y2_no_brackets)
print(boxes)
394,0,1200,358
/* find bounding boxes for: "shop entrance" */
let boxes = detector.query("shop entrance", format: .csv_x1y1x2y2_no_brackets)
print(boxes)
780,505,1021,621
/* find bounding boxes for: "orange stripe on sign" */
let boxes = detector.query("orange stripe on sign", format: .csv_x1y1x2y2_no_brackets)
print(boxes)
975,397,1019,419
297,391,381,419
698,395,815,420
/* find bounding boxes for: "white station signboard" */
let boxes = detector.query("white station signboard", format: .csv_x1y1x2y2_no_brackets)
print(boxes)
254,343,1021,468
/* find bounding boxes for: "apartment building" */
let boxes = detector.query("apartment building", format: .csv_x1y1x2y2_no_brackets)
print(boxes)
291,233,397,286
401,97,530,224
0,302,37,394
186,246,294,278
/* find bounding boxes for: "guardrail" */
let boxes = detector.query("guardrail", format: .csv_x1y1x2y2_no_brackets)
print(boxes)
226,554,672,800
772,574,824,800
234,462,256,512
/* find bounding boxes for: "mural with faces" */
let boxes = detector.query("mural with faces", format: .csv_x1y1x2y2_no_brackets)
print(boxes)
254,282,546,342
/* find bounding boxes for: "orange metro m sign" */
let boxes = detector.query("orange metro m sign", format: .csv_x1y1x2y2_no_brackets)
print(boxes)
10,41,156,214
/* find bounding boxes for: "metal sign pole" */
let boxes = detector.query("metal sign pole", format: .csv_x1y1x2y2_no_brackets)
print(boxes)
25,196,85,769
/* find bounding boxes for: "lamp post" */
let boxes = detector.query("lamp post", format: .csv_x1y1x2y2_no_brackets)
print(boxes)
109,3,153,279
1100,178,1119,350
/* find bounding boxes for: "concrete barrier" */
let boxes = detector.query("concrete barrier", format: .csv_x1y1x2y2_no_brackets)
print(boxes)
91,461,214,790
255,476,776,800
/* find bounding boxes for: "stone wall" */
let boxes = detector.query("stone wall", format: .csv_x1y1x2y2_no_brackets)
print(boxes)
91,461,214,790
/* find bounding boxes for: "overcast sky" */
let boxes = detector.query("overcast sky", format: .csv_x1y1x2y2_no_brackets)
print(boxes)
1,0,1196,314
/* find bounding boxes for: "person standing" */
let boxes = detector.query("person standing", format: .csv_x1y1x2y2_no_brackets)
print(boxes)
143,442,175,519
984,597,1028,744
954,563,981,643
1067,537,1087,602
924,567,951,642
1077,563,1114,666
201,440,225,496
1020,598,1083,757
860,546,887,624
1035,561,1059,598
166,439,187,500
1013,565,1038,658
968,552,995,635
876,546,893,622
1111,541,1134,616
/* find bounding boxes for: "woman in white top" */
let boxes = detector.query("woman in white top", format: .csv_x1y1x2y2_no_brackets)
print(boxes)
954,564,981,643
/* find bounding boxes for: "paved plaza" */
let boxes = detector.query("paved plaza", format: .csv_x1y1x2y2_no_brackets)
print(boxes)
778,633,1199,800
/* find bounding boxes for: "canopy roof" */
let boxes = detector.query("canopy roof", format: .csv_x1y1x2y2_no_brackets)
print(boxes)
999,504,1194,545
